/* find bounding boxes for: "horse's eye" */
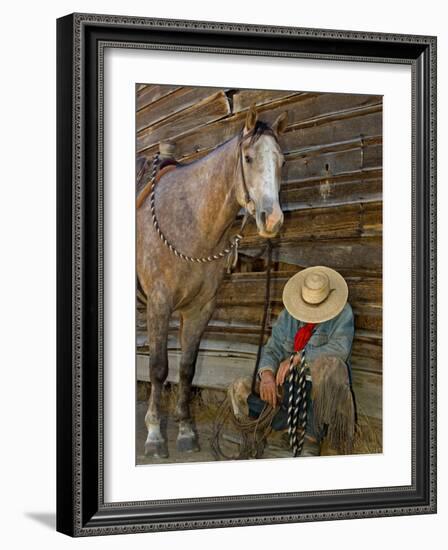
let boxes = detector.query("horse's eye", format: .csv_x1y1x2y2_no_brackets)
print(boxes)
282,159,286,167
245,155,252,163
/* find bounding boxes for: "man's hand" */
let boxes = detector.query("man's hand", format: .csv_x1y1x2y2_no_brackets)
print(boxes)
276,353,301,386
259,370,277,408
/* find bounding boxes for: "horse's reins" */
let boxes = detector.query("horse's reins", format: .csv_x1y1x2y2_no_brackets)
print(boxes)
139,129,262,271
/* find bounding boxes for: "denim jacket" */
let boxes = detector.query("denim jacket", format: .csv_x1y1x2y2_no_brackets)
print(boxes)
258,302,355,377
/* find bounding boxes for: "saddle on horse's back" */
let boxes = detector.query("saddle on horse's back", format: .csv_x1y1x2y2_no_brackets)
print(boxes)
136,141,179,207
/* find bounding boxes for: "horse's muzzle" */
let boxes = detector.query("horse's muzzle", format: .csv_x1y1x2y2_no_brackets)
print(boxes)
257,212,284,238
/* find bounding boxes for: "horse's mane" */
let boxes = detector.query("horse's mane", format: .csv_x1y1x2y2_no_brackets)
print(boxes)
246,120,279,146
136,117,279,208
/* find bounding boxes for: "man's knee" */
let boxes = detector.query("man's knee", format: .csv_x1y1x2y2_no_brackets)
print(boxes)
308,355,350,390
310,355,346,370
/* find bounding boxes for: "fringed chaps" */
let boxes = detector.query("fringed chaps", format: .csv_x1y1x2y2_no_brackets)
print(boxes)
308,355,356,454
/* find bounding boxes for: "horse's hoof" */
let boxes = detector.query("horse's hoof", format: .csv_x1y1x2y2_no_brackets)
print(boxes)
176,435,200,453
144,439,169,458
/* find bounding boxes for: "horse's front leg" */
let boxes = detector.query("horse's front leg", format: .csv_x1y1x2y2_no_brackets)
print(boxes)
175,298,216,452
144,300,171,458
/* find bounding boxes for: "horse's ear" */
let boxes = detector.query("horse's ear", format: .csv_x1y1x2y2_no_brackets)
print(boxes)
272,111,288,136
244,104,258,134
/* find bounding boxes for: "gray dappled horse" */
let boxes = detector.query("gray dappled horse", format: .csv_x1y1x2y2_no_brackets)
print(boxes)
137,106,288,458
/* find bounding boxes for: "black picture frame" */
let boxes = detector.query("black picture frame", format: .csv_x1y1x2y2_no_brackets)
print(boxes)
56,13,437,536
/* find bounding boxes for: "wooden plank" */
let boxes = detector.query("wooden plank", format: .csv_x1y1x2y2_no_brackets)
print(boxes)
351,370,382,420
136,327,382,374
138,94,380,160
287,102,382,133
232,90,302,112
137,91,231,152
352,330,383,357
282,111,382,153
136,334,381,369
215,271,381,307
136,84,180,111
280,93,381,128
137,351,255,389
240,237,382,273
286,135,381,159
137,86,224,132
207,302,381,332
234,91,381,133
281,172,382,210
237,201,382,246
136,316,382,345
136,351,382,419
351,354,382,375
353,304,382,332
283,143,382,184
135,333,382,373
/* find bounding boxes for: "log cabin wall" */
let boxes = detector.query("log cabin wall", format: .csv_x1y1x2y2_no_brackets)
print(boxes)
136,84,382,424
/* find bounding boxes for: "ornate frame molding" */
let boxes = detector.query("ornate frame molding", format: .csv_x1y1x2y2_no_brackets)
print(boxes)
56,13,437,536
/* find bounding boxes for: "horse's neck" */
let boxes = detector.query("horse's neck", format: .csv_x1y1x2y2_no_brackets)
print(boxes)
178,136,242,250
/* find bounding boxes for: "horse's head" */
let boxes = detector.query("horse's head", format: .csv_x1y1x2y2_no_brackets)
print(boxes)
236,105,288,239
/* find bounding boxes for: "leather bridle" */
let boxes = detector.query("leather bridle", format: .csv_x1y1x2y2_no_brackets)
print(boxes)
235,126,280,219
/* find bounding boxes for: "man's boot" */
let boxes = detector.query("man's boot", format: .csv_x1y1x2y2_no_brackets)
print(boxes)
227,377,252,420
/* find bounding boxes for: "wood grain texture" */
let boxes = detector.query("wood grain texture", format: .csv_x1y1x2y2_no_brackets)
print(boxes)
236,201,382,244
137,90,231,152
137,86,225,132
136,349,382,419
232,89,300,112
136,84,181,111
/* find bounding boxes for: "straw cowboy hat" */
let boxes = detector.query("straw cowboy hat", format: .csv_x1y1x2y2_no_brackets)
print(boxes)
282,266,348,323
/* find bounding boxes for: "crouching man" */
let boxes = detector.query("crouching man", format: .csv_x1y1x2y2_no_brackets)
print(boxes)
229,266,356,457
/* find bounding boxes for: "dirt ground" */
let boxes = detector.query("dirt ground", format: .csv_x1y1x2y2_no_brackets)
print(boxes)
136,400,294,465
136,388,382,465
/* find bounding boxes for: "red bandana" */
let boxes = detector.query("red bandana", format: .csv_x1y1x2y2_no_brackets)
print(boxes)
293,323,316,352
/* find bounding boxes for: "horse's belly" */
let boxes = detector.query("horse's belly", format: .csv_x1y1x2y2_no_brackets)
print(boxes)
171,263,225,311
139,250,225,311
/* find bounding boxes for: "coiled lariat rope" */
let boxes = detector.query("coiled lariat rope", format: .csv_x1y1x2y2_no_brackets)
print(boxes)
287,352,308,457
210,398,279,460
143,151,245,269
211,353,309,460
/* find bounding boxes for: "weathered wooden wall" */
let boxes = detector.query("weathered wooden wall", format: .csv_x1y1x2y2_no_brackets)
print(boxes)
136,84,382,422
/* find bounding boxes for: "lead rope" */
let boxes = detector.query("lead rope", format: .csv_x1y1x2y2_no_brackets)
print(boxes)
211,241,278,460
251,239,272,394
287,352,308,457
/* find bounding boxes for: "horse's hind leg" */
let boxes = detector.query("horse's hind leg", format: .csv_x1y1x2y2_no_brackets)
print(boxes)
144,300,171,458
175,299,216,452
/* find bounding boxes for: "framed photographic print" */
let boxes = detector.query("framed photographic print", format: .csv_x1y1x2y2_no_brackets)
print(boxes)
56,13,437,536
